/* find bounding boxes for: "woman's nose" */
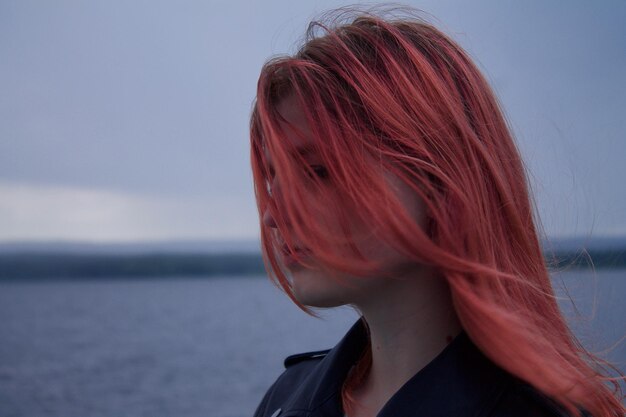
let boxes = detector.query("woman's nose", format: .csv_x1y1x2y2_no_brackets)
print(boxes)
262,208,278,228
262,176,281,228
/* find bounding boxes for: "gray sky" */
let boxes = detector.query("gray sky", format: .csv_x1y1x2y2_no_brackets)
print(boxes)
1,1,625,242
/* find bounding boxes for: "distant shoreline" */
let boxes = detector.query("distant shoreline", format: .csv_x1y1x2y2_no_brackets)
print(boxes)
1,235,625,254
0,241,624,280
0,253,265,280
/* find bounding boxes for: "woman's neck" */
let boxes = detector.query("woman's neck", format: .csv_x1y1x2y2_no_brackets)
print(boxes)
349,266,462,417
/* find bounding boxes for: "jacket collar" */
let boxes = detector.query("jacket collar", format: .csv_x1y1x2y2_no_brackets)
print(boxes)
281,317,511,417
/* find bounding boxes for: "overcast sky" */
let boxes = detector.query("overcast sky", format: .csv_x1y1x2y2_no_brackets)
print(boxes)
1,1,624,242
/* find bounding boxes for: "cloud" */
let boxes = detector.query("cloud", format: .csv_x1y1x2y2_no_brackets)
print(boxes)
0,181,259,242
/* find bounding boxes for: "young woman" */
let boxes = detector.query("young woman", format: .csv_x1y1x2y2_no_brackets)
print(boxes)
249,7,625,417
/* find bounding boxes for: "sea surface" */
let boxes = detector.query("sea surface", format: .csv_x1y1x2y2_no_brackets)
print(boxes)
0,269,624,417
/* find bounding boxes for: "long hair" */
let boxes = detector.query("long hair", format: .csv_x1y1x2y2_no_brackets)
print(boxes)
249,7,625,417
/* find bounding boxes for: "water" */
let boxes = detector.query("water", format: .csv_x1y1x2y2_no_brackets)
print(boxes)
0,270,624,417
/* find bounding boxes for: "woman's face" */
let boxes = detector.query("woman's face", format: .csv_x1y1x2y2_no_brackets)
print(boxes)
262,95,430,309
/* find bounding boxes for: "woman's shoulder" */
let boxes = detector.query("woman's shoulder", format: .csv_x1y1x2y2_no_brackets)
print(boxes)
489,378,592,417
253,319,597,417
253,348,594,417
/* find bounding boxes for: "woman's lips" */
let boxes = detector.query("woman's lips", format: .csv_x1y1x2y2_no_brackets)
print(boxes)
280,245,310,267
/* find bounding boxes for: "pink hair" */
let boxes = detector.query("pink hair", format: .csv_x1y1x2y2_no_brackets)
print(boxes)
250,7,625,417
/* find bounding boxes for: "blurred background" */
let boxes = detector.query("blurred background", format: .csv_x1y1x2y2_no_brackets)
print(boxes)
0,1,624,416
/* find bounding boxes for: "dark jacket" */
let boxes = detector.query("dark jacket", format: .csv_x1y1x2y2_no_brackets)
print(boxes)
254,318,589,417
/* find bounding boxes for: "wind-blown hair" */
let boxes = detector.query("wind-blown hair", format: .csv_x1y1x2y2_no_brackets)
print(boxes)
250,7,625,417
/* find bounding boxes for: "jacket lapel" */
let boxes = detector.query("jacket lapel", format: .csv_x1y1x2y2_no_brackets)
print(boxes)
279,318,510,417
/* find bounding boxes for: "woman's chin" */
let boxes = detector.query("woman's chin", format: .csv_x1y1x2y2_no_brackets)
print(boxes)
290,270,351,308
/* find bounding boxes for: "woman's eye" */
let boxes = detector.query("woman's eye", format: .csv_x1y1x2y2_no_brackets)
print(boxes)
308,165,329,179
